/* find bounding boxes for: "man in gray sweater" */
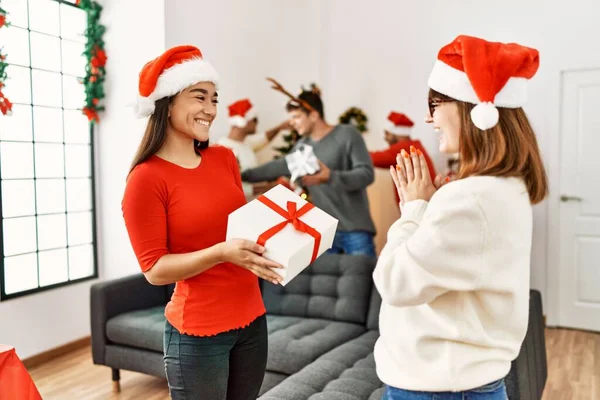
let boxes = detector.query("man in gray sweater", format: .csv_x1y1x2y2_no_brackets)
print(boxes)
241,88,376,258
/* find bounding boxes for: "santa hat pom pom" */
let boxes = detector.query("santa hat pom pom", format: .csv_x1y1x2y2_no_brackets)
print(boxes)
470,102,499,130
134,96,156,118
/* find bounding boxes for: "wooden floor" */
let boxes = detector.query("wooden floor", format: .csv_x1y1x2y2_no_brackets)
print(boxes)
28,328,599,400
543,328,600,400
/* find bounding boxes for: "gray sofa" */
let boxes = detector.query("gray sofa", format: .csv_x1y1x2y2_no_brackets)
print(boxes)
90,253,547,399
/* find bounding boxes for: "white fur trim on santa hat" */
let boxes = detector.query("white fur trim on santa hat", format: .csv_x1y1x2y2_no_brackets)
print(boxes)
135,57,220,118
427,60,528,108
229,115,248,128
385,122,412,136
228,107,257,128
244,107,257,121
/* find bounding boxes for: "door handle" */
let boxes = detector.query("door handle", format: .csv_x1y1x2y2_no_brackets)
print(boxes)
560,195,583,202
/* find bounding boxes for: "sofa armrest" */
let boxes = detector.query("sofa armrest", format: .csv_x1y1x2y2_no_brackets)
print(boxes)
90,273,168,365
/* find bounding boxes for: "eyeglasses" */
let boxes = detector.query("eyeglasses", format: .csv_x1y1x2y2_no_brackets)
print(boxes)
428,99,453,117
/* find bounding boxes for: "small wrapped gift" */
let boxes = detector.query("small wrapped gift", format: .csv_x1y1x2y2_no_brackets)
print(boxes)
226,184,338,285
285,143,320,185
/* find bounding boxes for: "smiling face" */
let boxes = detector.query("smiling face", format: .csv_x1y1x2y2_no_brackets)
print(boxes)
426,92,461,154
288,109,319,136
168,81,218,142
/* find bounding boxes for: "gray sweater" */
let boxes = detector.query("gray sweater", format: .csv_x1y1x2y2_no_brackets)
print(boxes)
241,124,376,234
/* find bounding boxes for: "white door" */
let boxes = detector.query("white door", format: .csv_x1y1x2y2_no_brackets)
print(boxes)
558,68,600,332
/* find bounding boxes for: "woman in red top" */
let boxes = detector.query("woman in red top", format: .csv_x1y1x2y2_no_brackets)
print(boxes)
122,46,283,400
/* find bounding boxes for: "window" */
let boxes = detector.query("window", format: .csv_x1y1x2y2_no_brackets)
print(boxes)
0,0,97,300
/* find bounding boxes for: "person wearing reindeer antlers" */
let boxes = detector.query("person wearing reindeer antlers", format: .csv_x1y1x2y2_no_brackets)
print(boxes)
241,80,377,258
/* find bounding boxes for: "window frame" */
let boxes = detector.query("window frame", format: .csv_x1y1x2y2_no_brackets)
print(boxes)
0,0,99,301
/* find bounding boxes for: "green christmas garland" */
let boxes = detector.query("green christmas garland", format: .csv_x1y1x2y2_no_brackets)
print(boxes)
339,106,368,133
0,1,12,115
77,0,106,123
273,129,300,158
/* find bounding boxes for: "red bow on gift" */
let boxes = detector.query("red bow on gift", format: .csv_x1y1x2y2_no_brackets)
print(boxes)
257,196,321,263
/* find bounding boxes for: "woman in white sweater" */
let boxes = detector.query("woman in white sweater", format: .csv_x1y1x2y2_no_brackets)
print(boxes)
373,35,548,400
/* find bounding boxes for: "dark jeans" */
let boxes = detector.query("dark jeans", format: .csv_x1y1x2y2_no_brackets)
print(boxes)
164,314,268,400
383,379,508,400
328,230,377,258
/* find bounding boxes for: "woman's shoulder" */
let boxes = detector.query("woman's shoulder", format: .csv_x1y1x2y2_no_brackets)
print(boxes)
129,156,162,176
206,143,238,167
432,176,530,216
207,143,236,158
126,157,169,190
437,176,525,196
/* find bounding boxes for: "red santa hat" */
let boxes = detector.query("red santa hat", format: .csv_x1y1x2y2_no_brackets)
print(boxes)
135,45,219,117
228,98,257,128
385,112,414,136
427,35,539,130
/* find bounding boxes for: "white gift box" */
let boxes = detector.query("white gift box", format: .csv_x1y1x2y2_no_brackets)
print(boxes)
285,144,320,184
226,184,338,285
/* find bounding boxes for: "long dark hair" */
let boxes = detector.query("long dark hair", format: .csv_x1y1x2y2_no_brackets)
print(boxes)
428,89,548,204
129,97,209,174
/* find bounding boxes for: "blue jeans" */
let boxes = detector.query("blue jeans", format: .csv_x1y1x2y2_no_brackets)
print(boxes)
328,230,376,258
383,379,508,400
164,314,268,400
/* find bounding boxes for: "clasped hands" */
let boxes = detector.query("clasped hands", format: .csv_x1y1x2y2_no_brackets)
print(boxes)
390,146,450,207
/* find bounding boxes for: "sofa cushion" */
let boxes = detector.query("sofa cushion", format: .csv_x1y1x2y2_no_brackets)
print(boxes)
106,306,165,353
263,253,376,325
259,372,289,397
266,315,365,375
260,331,384,400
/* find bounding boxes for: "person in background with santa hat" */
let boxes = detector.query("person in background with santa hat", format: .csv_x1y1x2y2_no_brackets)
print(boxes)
122,46,283,400
370,112,436,176
218,98,288,200
369,111,437,204
373,35,548,400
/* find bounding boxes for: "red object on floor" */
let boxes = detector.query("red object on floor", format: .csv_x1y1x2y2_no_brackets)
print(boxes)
0,345,42,400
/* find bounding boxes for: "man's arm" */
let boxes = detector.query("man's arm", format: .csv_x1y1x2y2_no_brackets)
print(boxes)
370,146,403,169
328,130,375,191
249,121,290,152
241,158,290,183
265,121,289,142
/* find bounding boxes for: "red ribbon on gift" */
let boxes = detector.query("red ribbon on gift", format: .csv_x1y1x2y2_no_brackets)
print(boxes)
256,195,321,262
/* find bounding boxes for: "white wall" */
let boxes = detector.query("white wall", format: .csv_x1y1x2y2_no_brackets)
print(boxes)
164,0,324,148
320,0,600,321
0,0,166,360
95,0,166,281
0,280,94,359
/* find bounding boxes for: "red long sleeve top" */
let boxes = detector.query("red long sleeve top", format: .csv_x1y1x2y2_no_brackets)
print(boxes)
122,145,265,336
